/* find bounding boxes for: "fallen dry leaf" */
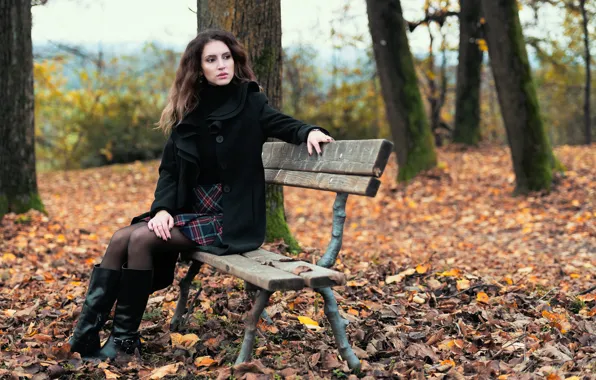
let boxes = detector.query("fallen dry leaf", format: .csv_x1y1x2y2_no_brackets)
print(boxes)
476,292,490,304
170,333,199,349
292,265,313,275
148,363,182,379
297,316,321,331
103,369,120,379
194,356,216,367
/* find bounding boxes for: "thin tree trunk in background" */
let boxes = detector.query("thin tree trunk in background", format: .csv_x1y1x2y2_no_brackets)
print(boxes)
197,0,299,251
580,0,591,145
481,0,556,194
0,0,44,219
366,0,437,182
453,0,484,146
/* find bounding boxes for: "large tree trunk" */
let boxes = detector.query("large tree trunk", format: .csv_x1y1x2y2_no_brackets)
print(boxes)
580,0,591,145
197,0,299,251
366,0,437,182
0,0,44,219
453,0,484,146
481,0,555,193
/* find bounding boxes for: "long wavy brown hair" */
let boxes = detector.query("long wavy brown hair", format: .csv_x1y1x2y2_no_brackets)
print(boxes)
157,29,257,134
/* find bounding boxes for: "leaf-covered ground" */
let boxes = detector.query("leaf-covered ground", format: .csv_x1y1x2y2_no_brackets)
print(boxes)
1,144,595,379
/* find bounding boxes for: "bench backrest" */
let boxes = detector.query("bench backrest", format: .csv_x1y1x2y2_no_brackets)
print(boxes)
262,139,393,197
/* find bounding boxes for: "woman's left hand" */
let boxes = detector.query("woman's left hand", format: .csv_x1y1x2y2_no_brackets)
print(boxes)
307,129,334,156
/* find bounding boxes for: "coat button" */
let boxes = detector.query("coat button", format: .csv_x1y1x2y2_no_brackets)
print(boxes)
216,135,224,143
223,185,231,193
220,162,227,169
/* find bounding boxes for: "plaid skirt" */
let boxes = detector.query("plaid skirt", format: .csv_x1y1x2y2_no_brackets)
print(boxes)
142,184,223,246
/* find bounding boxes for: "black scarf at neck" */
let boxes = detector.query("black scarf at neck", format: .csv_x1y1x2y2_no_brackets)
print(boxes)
198,82,237,117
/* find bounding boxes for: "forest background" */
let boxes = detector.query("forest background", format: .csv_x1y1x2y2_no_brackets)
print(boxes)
32,0,595,171
1,0,595,378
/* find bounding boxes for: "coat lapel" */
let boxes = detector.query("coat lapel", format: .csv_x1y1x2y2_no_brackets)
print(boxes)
172,123,200,165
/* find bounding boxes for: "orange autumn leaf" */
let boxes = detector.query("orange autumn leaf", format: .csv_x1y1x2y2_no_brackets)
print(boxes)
170,333,199,349
541,310,571,334
439,268,462,278
194,356,216,367
476,292,490,304
578,293,596,302
416,263,430,274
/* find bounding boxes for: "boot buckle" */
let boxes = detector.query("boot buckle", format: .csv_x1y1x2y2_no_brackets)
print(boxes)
113,337,139,354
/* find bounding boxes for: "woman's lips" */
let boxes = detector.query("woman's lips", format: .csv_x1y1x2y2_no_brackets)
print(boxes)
217,73,228,78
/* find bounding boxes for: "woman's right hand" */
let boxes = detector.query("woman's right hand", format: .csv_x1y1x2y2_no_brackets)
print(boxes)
148,210,173,241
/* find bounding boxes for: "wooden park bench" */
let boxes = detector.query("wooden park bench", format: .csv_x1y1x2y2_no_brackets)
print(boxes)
169,139,393,371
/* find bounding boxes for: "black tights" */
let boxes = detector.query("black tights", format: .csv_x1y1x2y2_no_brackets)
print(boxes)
99,222,197,270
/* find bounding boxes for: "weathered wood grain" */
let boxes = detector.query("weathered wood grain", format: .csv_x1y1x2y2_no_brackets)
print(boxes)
242,249,346,288
262,139,393,177
264,169,381,196
191,251,305,291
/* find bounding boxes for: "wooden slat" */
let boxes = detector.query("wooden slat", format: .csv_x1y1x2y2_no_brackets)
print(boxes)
191,251,305,291
264,169,381,197
242,249,346,288
262,139,393,177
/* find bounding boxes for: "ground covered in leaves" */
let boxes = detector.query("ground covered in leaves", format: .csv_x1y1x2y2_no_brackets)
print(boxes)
1,144,595,379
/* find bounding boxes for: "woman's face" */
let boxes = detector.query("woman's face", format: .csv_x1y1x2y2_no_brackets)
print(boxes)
200,40,235,86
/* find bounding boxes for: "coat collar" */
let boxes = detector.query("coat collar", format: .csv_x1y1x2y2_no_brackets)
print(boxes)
172,81,261,165
175,81,259,132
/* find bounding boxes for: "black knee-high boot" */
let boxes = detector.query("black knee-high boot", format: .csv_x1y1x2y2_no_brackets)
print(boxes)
69,264,121,357
98,265,153,360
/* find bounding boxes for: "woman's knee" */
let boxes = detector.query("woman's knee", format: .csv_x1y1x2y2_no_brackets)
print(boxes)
128,226,157,253
108,226,135,250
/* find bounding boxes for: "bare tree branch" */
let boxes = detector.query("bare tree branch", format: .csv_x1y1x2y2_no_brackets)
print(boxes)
407,10,459,32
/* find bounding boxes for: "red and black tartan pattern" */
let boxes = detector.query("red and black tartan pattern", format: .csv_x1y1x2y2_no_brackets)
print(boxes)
142,184,223,246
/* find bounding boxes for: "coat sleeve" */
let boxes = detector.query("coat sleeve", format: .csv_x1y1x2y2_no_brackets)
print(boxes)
256,92,330,144
149,135,178,217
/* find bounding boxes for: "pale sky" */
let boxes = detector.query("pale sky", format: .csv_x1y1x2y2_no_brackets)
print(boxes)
31,0,454,54
31,0,563,56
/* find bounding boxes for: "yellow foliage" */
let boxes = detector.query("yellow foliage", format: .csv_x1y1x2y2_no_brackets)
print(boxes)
477,39,488,52
34,44,177,170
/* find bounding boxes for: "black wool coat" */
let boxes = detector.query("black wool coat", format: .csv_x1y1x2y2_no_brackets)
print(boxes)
132,81,326,291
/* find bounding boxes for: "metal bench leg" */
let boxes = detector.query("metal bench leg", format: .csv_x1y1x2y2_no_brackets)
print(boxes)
245,281,273,325
170,260,203,331
235,288,273,365
316,287,361,371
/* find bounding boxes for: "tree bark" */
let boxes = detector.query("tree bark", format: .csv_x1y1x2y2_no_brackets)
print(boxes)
197,0,299,251
0,0,44,219
453,0,484,146
366,0,437,182
580,0,591,145
481,0,555,193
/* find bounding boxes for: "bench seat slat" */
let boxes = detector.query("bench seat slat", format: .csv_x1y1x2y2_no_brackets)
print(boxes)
262,139,393,177
264,169,380,196
192,251,305,291
243,249,346,288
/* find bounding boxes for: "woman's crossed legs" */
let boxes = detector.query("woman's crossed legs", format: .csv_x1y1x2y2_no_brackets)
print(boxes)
99,222,196,270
